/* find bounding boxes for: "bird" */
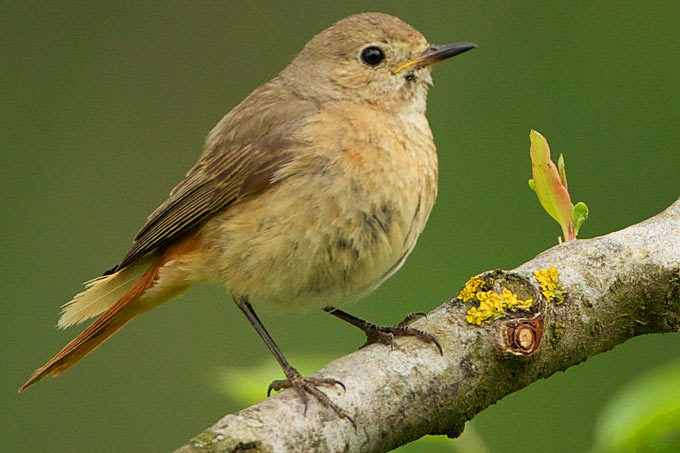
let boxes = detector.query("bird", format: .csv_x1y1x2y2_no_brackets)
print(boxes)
20,12,475,424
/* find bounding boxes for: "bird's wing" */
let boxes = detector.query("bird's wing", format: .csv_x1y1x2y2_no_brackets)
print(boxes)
113,83,316,271
116,144,289,270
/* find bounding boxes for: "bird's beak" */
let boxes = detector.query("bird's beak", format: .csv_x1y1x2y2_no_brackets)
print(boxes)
393,42,477,74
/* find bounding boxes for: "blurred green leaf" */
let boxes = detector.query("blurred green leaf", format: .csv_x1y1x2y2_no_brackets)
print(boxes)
594,360,680,452
212,354,336,405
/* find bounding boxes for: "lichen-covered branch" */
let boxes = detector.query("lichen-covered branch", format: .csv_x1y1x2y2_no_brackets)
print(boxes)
176,199,680,453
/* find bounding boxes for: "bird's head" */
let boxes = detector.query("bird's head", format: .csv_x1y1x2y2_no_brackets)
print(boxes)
280,12,475,113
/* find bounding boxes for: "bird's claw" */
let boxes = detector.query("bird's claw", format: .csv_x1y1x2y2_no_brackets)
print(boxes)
267,369,355,430
360,312,443,355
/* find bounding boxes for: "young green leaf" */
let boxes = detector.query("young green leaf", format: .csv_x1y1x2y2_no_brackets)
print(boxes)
529,130,575,241
572,202,589,236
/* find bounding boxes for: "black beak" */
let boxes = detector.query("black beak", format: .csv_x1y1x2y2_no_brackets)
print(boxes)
393,42,476,74
422,42,477,64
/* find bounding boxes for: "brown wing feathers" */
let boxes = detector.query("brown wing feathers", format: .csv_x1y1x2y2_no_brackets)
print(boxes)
118,145,287,270
117,183,216,269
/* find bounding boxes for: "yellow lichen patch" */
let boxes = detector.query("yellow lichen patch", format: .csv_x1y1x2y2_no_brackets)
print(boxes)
534,266,566,304
465,289,534,325
458,276,485,302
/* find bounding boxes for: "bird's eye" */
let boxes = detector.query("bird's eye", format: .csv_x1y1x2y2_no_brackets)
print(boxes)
360,46,385,66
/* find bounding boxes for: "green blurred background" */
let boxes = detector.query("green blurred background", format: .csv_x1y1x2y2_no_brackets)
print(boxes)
2,1,679,452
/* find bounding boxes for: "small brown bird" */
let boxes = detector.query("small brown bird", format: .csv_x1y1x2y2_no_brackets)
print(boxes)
20,12,475,422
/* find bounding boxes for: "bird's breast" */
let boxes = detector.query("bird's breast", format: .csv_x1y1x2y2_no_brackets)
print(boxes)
204,104,438,309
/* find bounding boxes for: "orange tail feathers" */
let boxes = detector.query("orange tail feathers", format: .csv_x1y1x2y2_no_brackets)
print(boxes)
19,262,160,392
19,235,199,392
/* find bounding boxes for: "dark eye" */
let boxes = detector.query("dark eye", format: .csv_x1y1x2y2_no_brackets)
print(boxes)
360,46,385,66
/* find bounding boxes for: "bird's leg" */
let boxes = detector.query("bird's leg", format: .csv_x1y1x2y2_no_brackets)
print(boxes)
235,297,355,428
323,306,443,355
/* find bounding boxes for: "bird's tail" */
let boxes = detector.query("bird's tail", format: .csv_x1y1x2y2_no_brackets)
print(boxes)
19,235,198,392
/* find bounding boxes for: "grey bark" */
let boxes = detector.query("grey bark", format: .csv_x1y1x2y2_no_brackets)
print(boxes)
176,198,680,453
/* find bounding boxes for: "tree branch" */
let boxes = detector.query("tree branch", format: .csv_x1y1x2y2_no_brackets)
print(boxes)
176,198,680,453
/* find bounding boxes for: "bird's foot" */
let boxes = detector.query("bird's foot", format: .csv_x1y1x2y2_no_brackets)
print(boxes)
268,367,355,429
359,312,443,355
